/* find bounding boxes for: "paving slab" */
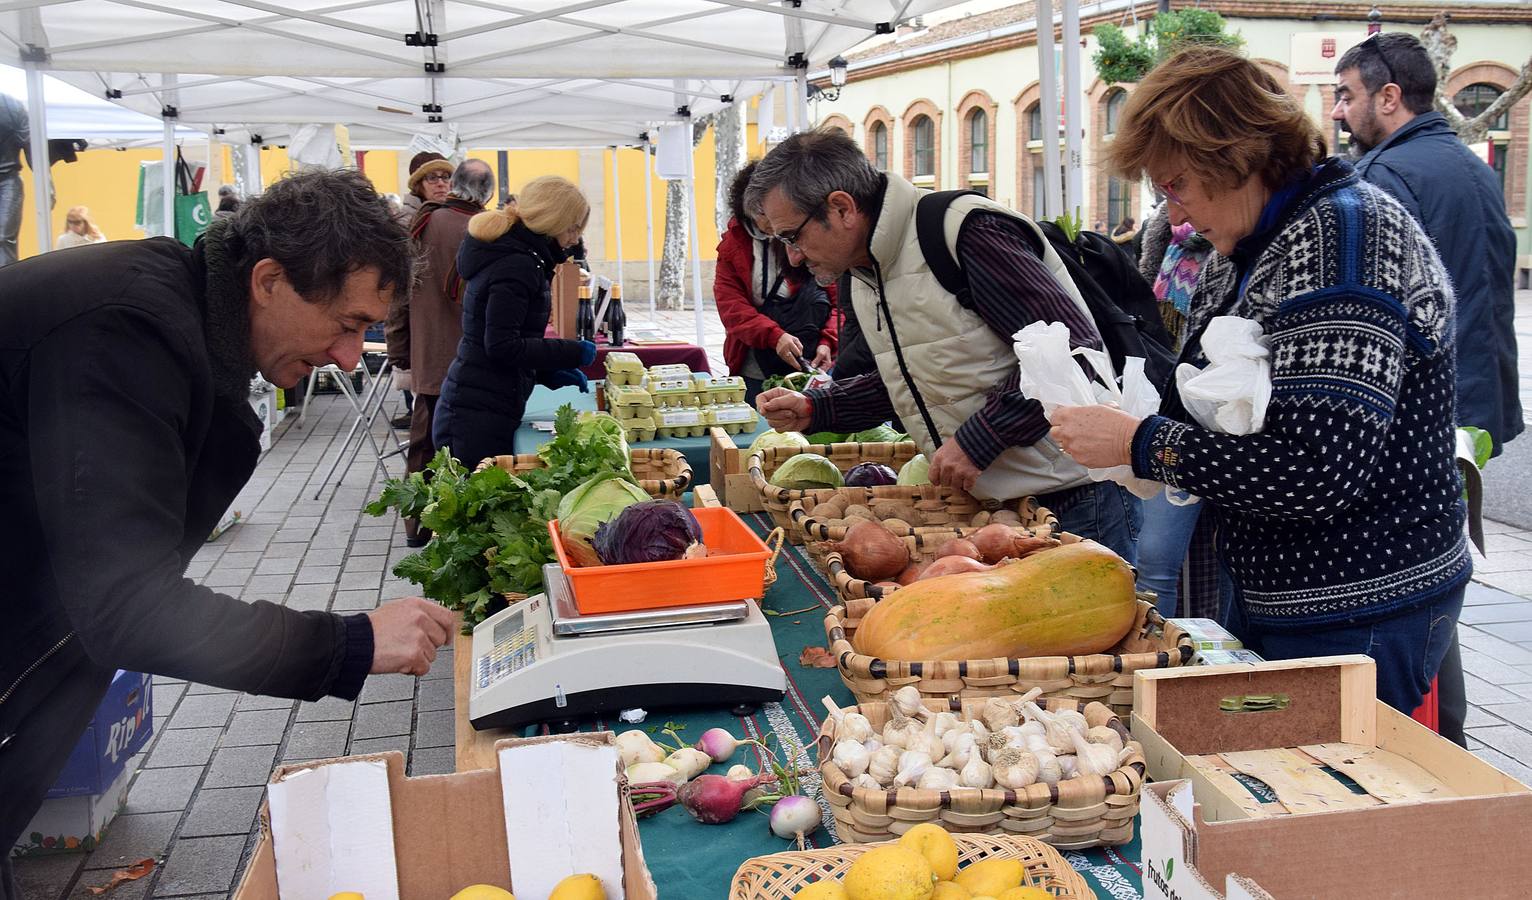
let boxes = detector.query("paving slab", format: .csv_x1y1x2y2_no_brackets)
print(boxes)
201,745,279,789
123,766,203,815
153,835,248,896
178,786,265,839
85,812,181,868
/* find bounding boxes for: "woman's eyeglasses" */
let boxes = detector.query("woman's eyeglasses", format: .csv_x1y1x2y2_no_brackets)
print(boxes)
1151,171,1188,206
422,172,452,184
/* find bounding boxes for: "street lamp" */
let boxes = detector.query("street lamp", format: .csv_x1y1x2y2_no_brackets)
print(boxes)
1368,6,1382,34
814,56,849,102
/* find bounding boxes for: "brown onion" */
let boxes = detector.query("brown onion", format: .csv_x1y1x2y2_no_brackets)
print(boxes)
895,563,925,585
832,520,910,582
933,537,982,561
917,556,998,580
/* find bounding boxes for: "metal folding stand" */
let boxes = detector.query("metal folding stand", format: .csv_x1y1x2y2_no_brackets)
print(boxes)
308,356,406,500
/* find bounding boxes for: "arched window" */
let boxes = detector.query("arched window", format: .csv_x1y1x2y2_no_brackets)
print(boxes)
969,108,989,174
869,121,889,170
912,115,935,178
1455,82,1509,132
1105,90,1128,136
1107,178,1131,229
1027,104,1043,142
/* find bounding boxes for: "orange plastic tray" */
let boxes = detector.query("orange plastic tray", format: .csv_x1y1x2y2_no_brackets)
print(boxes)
548,506,771,614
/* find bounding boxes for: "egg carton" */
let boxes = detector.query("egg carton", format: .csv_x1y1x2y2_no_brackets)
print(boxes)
707,402,759,435
605,382,656,412
621,415,658,443
701,376,748,405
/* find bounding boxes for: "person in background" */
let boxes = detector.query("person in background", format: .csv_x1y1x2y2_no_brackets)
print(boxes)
1333,31,1521,747
715,161,837,403
0,93,33,266
747,129,1141,562
387,159,495,547
214,192,240,221
1110,216,1139,265
1051,46,1467,716
54,205,105,248
0,171,455,899
401,152,451,227
433,175,596,468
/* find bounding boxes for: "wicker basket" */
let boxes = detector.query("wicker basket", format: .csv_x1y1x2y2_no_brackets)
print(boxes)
825,596,1194,715
476,447,692,497
729,831,1094,898
817,697,1143,848
746,442,924,543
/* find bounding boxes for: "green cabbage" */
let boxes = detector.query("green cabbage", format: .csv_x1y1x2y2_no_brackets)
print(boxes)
896,454,931,486
769,453,844,490
557,471,650,566
748,429,811,454
850,424,906,444
805,431,849,445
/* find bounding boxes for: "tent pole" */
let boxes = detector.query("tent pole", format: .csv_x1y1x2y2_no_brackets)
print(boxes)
686,132,706,349
610,147,625,297
1035,0,1063,218
161,74,177,239
23,63,52,255
1062,0,1084,220
644,139,656,316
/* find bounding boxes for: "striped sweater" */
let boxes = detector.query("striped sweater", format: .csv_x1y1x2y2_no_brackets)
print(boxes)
1131,159,1470,630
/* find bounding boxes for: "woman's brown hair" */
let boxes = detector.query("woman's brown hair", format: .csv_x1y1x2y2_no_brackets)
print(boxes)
1106,45,1326,194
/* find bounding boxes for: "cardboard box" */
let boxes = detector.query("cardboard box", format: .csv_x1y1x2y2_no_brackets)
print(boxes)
1133,655,1532,897
232,733,656,900
49,670,153,798
1140,782,1275,900
11,762,134,857
550,262,581,339
249,383,279,452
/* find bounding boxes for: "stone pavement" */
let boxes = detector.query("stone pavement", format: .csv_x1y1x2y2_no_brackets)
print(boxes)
12,295,1532,898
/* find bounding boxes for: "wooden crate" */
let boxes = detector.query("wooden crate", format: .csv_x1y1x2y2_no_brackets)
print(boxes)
709,427,764,513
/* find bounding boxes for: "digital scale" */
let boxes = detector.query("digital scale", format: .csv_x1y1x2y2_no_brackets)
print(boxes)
469,564,786,731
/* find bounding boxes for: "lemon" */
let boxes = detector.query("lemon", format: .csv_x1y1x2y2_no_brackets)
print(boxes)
843,845,936,900
953,859,1025,896
932,882,973,899
793,881,850,899
548,873,606,900
449,887,514,900
898,824,960,882
997,888,1054,900
329,894,366,900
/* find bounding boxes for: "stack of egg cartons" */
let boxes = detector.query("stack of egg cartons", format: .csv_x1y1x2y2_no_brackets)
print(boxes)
603,353,656,441
649,364,708,438
693,374,759,434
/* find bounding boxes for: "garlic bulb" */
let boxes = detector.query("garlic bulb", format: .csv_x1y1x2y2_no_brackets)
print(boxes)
960,752,994,789
970,720,991,744
938,733,977,770
1022,701,1076,754
841,712,875,743
941,726,966,757
930,711,961,739
1017,720,1046,741
1021,732,1064,785
986,731,1011,758
832,738,872,778
862,737,884,754
1059,754,1079,779
914,730,947,761
881,717,915,749
1086,725,1124,756
893,750,932,786
869,745,901,785
1054,708,1090,737
917,766,961,790
850,773,882,790
1069,727,1119,778
991,748,1040,789
981,696,1019,731
892,686,931,720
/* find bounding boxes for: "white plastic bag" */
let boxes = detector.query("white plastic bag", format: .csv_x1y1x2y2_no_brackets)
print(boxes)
1175,316,1272,435
1013,321,1163,499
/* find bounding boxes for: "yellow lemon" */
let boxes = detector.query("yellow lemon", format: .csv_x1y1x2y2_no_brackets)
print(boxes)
548,873,606,900
449,887,514,900
843,845,936,900
932,882,973,899
898,824,960,882
792,881,850,899
953,859,1025,896
329,894,366,900
997,888,1054,900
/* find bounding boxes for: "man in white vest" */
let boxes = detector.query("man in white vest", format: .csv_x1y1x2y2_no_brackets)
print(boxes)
747,129,1140,561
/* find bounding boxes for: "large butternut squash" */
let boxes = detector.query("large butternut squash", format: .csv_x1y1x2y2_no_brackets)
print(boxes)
851,541,1137,661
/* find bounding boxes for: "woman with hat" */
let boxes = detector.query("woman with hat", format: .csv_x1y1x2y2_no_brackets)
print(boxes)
401,152,453,227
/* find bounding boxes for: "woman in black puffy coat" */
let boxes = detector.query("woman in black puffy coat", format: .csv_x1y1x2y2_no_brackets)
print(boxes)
433,175,596,467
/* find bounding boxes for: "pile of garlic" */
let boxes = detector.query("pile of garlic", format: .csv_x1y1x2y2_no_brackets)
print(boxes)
823,686,1133,793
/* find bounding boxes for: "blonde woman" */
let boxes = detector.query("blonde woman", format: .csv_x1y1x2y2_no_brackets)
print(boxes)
432,175,596,466
55,206,105,248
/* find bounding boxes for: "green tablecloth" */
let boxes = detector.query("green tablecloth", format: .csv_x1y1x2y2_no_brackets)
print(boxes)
515,385,772,486
524,511,1146,898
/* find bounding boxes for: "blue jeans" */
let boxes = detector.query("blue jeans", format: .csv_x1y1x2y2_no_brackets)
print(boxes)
1041,481,1142,566
0,175,22,267
1135,492,1203,618
1223,579,1465,715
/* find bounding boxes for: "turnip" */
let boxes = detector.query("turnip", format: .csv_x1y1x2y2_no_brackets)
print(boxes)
615,730,668,768
626,761,684,786
664,747,712,782
694,727,764,764
629,781,678,817
676,772,776,824
768,794,821,845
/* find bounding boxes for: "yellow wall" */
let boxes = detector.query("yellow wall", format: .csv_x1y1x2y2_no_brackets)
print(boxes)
15,132,738,263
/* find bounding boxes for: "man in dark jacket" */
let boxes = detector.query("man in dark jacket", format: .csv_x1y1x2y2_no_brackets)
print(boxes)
1334,32,1521,752
1334,33,1522,455
0,170,454,892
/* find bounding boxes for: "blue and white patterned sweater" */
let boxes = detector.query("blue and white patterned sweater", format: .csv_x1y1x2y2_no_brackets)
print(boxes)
1131,159,1470,630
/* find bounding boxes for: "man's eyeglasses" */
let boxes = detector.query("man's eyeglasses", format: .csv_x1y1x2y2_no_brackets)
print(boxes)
773,209,819,251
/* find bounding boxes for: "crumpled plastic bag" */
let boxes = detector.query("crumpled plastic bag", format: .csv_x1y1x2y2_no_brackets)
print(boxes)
1013,321,1163,499
1176,316,1271,435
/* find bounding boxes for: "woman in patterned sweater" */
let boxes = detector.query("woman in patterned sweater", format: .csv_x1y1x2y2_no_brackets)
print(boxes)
1050,46,1468,714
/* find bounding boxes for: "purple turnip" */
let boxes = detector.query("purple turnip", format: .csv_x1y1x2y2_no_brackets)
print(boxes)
676,772,776,824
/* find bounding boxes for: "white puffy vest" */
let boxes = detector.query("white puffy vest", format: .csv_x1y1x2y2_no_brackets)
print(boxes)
848,174,1094,501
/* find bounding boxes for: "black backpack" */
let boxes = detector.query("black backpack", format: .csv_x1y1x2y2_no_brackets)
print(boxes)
914,191,1175,390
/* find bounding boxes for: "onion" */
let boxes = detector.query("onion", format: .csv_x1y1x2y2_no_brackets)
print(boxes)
917,556,998,580
768,795,821,843
831,520,910,581
970,523,1060,563
895,564,924,585
933,537,981,561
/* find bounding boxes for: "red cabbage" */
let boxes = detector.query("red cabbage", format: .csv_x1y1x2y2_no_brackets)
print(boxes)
844,462,898,487
592,499,704,565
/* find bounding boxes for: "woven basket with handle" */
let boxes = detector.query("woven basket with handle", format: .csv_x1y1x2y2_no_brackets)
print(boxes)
475,447,692,497
746,442,926,543
729,831,1094,898
825,596,1193,715
817,697,1143,848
